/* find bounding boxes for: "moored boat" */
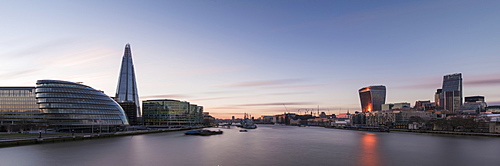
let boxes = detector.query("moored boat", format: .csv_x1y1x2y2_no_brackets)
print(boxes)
185,129,223,136
241,113,258,129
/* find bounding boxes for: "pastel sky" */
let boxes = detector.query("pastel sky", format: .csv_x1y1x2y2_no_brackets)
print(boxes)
1,0,500,119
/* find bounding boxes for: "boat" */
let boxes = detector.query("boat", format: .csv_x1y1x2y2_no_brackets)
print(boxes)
239,129,248,132
185,130,202,135
185,129,223,136
240,113,258,129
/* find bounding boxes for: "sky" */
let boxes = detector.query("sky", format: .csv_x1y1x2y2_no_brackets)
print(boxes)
1,0,500,119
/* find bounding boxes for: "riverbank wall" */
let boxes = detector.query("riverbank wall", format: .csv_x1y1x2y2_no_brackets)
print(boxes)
390,129,500,137
0,128,197,148
325,126,500,137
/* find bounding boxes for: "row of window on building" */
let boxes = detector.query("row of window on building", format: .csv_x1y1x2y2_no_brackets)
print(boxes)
0,81,206,132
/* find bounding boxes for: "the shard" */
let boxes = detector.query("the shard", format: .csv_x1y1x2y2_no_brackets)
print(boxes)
115,44,141,117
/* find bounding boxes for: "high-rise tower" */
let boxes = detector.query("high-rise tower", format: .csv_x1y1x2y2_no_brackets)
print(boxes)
116,44,141,119
440,73,462,112
359,85,386,112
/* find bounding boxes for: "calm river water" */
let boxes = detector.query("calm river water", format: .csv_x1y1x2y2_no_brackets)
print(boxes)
1,125,499,166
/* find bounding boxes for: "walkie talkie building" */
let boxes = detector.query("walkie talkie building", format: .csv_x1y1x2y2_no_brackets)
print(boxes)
359,85,386,112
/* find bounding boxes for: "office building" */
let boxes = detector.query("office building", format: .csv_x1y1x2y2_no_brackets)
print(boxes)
465,96,485,103
351,112,367,126
486,106,500,113
0,87,45,132
456,96,487,114
435,89,442,109
382,102,411,111
441,73,462,112
142,99,203,126
36,80,129,131
414,100,431,109
119,101,139,125
115,44,141,119
359,85,386,112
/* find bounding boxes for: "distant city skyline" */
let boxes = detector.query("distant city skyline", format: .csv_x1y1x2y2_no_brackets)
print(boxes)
1,1,500,118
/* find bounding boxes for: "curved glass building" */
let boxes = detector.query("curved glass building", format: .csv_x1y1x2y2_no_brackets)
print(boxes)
359,85,386,113
36,80,129,131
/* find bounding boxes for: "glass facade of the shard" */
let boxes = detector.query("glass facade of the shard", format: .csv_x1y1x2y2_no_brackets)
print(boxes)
36,80,129,131
115,44,141,119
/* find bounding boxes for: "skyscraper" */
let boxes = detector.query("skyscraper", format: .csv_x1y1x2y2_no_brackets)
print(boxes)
116,44,141,119
440,73,462,112
359,85,386,113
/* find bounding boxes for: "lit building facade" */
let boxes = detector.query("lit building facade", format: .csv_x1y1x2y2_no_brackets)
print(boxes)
36,80,129,131
382,102,411,111
359,85,386,112
441,73,462,112
435,89,442,109
414,100,431,109
0,87,45,132
115,44,141,118
142,99,203,126
465,96,485,103
366,111,396,127
366,110,435,128
456,96,487,114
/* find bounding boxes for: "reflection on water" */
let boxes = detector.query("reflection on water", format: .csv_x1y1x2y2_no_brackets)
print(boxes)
359,132,381,166
0,125,499,166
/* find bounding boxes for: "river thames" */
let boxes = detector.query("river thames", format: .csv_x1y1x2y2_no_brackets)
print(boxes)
0,125,499,166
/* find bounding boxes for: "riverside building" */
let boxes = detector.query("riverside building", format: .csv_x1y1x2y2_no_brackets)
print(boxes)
456,96,487,114
142,99,203,127
359,85,386,112
36,80,129,132
0,87,45,132
382,102,411,111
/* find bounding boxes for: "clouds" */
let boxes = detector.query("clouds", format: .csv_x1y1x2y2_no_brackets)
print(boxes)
141,94,191,100
1,38,77,58
487,101,500,105
391,73,500,90
464,78,500,86
0,69,39,80
218,79,304,87
392,83,441,90
170,65,249,77
234,102,315,107
2,1,500,119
